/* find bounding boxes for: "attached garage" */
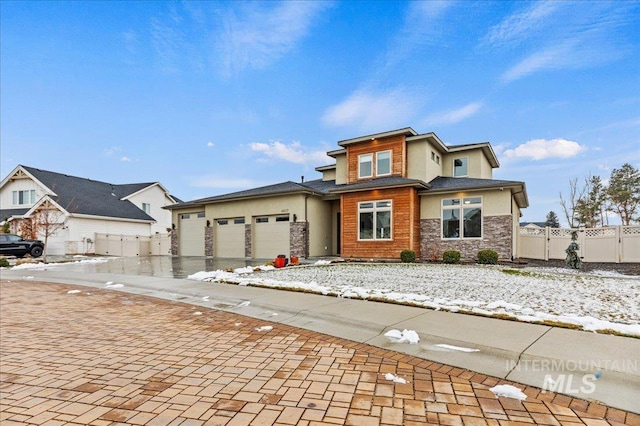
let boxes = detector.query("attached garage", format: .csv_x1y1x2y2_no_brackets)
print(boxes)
214,217,245,258
253,215,290,259
179,212,205,256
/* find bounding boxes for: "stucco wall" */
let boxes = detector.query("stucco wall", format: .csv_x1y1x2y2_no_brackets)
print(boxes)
442,149,492,179
420,189,513,219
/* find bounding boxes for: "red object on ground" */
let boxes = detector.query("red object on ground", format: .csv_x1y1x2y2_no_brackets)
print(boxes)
274,257,286,268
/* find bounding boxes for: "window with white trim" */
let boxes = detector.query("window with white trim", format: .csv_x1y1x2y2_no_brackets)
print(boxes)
453,157,468,177
358,153,373,178
442,197,482,239
359,200,392,240
376,150,391,176
12,190,35,206
142,203,151,214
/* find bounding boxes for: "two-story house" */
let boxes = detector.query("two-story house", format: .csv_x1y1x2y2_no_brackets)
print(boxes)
0,165,178,255
167,128,528,261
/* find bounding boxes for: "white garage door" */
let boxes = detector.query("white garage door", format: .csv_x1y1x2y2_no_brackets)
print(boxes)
214,218,245,258
253,215,290,259
179,212,205,256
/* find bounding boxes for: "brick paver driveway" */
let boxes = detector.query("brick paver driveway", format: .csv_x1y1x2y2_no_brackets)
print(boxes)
1,280,637,425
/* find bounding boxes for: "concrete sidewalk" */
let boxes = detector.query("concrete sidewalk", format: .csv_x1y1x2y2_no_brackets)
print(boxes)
1,266,638,414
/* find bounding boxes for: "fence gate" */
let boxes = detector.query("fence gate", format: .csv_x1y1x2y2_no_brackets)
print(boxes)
94,233,171,256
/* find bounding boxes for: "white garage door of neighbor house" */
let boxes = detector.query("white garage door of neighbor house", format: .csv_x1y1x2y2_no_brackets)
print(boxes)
253,215,290,259
214,218,245,258
179,212,205,256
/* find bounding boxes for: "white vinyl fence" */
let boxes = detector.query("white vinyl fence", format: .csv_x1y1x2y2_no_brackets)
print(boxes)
518,225,640,263
94,233,171,257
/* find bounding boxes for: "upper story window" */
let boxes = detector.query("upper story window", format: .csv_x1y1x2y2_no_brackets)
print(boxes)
359,150,392,178
142,203,151,214
359,200,392,240
431,151,440,164
358,154,373,178
442,197,482,239
376,151,391,176
12,190,36,206
453,157,468,177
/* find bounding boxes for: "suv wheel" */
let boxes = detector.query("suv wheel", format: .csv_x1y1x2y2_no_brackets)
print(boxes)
30,246,43,258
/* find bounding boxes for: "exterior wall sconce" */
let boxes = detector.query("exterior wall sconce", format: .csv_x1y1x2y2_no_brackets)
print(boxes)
206,220,211,227
293,214,297,222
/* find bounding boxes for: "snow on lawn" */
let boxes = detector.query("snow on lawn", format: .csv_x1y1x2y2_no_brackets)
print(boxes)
187,263,640,336
11,258,110,270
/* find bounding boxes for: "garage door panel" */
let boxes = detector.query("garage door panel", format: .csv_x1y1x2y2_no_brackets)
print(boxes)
253,217,290,259
179,213,205,256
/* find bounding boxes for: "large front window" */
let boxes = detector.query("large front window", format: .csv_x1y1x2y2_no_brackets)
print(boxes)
442,197,482,239
12,190,36,206
359,200,392,240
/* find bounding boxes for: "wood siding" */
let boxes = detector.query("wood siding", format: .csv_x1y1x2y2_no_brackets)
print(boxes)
340,187,420,259
346,135,406,183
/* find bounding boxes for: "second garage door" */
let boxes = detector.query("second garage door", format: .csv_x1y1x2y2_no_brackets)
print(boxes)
214,218,245,258
253,215,290,259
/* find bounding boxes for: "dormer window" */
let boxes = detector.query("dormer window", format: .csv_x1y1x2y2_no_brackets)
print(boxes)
359,154,373,178
454,157,468,177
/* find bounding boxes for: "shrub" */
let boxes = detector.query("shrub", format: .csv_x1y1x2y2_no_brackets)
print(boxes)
477,249,499,264
0,257,10,268
400,249,416,263
442,250,461,264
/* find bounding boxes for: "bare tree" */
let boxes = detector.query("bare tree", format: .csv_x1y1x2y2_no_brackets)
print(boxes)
30,199,68,263
559,177,586,228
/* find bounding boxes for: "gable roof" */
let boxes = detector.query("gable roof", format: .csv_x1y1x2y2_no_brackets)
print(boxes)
0,165,165,222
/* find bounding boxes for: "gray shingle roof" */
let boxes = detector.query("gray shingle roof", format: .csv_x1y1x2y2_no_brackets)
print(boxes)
427,176,523,191
20,166,156,221
329,176,429,193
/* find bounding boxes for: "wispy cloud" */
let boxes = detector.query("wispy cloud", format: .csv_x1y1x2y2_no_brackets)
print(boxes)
481,1,558,48
206,142,215,148
104,146,121,156
422,101,483,127
322,89,420,132
382,1,453,70
120,156,132,162
503,138,587,160
249,141,330,166
490,2,635,83
216,2,331,76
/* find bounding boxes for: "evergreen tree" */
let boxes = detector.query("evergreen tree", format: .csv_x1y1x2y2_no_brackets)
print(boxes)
575,175,607,227
607,163,640,225
544,211,560,228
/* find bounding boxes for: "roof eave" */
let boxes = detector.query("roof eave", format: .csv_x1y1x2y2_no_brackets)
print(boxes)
337,127,417,147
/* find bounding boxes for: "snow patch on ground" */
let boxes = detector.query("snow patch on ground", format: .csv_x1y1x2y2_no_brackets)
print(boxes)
186,263,640,336
255,326,273,332
11,258,110,270
489,384,527,400
434,344,480,353
66,290,82,294
384,373,407,384
384,329,420,344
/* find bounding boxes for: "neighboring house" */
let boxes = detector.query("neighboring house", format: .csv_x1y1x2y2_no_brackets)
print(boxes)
0,165,179,255
520,222,546,228
167,128,529,261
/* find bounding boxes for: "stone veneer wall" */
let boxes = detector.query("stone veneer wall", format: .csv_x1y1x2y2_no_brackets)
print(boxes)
421,215,512,261
170,231,178,255
204,226,213,257
290,222,308,258
244,224,252,258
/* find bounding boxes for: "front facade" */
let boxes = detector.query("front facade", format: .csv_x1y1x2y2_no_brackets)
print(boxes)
0,165,178,255
167,128,528,261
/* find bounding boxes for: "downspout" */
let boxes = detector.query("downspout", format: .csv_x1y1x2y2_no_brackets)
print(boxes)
304,195,309,258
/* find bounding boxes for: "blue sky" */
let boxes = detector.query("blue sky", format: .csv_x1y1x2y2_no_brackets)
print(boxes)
1,1,638,225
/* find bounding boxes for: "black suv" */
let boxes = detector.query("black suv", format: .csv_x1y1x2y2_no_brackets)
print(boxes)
0,234,45,258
